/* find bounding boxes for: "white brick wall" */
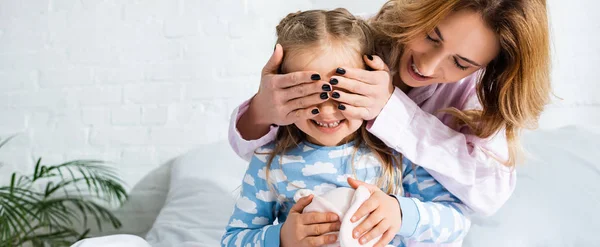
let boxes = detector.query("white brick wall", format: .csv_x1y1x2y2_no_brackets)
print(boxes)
0,0,389,188
0,0,598,234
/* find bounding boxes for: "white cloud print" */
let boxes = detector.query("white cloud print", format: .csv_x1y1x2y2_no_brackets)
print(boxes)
328,146,354,158
243,174,255,186
286,180,307,191
303,145,314,152
281,154,305,164
313,183,337,195
354,152,382,169
302,162,337,176
235,230,248,247
256,190,276,202
254,147,273,162
229,219,248,228
252,216,269,225
257,167,287,183
236,196,257,214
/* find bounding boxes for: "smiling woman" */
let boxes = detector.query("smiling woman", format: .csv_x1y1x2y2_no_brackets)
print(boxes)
232,0,551,219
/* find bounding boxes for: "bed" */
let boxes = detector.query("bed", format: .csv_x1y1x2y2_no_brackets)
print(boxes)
107,125,600,246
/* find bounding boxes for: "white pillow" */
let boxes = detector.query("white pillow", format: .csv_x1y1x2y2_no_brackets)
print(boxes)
146,141,247,247
464,126,600,246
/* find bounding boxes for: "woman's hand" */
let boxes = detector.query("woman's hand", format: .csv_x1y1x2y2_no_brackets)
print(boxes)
249,44,332,126
280,194,341,247
347,177,402,247
330,55,394,121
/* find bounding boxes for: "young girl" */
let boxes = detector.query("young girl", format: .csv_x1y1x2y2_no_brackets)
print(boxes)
222,9,470,247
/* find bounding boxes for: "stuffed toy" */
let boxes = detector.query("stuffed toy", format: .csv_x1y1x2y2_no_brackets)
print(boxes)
293,186,395,247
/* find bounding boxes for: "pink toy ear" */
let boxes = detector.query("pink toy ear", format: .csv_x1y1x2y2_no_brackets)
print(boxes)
339,186,383,247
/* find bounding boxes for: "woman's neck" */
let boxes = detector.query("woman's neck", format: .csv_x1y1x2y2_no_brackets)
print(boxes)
392,72,412,93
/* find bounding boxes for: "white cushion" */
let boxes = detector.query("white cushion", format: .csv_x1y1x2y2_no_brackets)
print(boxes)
146,141,247,247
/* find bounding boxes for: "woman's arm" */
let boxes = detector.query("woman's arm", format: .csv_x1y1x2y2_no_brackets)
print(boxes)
229,99,280,161
369,87,516,216
229,44,331,161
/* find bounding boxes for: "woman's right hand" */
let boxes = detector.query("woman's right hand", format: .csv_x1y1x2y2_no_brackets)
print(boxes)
280,195,341,247
249,44,331,126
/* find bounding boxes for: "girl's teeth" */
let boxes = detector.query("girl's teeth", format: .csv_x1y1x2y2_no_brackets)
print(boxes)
315,120,340,128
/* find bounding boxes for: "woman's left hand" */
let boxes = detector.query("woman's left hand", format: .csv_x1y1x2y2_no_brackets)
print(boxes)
330,55,394,121
347,177,402,247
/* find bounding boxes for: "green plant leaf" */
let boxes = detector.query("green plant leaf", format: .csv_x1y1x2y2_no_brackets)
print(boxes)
1,157,128,246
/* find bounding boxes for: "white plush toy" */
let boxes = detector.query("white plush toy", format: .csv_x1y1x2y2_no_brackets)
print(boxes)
293,186,395,247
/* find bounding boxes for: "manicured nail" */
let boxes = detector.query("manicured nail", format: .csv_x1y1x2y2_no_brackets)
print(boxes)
351,216,357,222
330,235,337,242
330,78,338,85
331,215,339,221
311,74,321,80
322,84,331,91
311,109,319,114
360,237,367,244
354,231,360,238
332,92,340,99
336,67,346,75
320,92,328,99
338,104,346,110
367,54,373,61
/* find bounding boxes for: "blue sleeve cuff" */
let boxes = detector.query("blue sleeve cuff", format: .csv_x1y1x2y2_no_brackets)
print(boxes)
395,196,420,237
264,224,282,247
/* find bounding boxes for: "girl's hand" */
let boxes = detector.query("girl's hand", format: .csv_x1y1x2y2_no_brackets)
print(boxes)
330,55,394,121
280,195,341,247
250,44,331,126
347,177,402,247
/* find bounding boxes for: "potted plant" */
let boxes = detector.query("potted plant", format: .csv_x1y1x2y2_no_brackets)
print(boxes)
0,136,128,246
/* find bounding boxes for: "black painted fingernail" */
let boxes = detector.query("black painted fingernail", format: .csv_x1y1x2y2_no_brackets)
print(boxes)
311,109,319,114
330,78,338,85
338,104,346,110
336,68,346,75
320,92,328,99
332,92,340,99
311,74,321,80
322,84,331,91
367,54,373,61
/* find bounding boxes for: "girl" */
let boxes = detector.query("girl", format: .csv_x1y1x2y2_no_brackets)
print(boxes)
222,9,470,247
230,0,549,227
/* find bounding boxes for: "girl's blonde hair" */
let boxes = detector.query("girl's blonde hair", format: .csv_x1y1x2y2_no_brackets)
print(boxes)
372,0,551,167
264,8,402,195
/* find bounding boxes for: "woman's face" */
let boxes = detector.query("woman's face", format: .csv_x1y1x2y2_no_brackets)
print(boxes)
398,10,501,87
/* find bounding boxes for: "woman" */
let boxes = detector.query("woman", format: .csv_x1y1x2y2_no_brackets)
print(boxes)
230,0,550,244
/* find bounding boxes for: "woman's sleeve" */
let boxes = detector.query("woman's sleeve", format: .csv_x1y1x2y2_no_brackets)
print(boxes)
368,88,516,216
228,99,279,161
